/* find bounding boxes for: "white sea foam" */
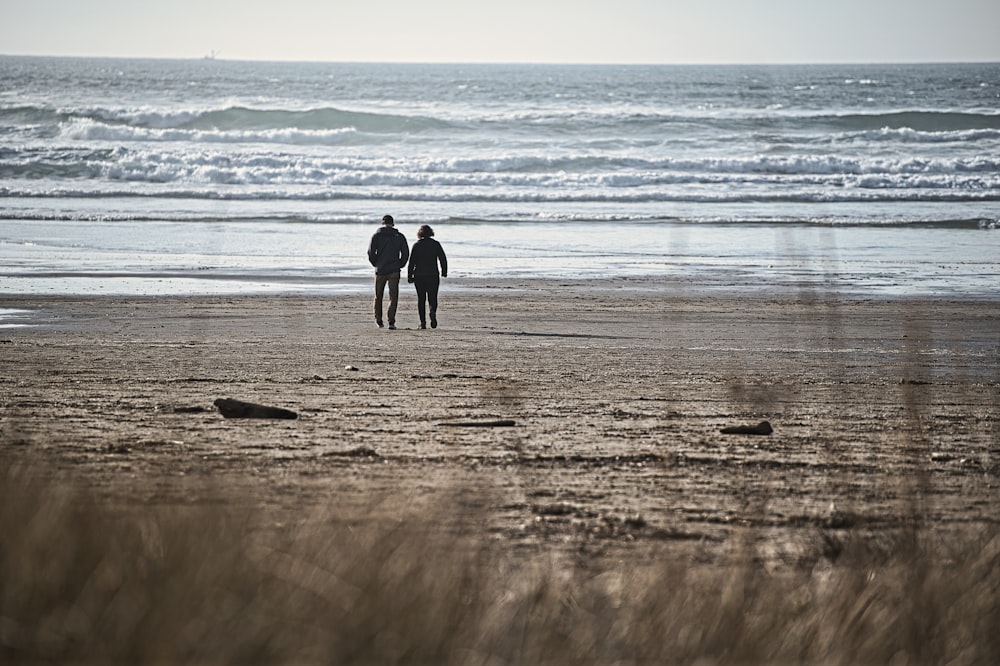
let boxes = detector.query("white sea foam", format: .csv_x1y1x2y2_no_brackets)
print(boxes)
869,127,1000,143
30,144,994,184
61,118,359,146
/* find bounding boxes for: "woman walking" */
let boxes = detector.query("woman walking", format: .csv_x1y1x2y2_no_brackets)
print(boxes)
407,225,448,329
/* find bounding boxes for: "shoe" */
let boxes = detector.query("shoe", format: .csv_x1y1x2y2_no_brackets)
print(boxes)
388,323,396,330
430,317,437,329
419,322,426,329
376,320,384,328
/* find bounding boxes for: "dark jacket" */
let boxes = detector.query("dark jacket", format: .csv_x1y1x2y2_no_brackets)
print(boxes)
408,237,447,280
367,226,409,275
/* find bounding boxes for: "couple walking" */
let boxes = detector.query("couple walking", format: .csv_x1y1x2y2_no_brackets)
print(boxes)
367,214,448,330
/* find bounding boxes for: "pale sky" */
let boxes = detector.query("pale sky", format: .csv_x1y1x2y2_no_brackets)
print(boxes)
2,0,999,64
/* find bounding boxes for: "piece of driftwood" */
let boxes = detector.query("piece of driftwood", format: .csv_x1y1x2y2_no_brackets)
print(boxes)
323,446,380,458
720,420,773,435
214,398,298,420
438,419,517,428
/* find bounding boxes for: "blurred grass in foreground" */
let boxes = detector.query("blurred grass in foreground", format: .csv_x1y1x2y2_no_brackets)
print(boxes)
1,461,998,666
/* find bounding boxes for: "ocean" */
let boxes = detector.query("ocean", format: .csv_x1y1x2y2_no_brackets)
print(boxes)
1,57,998,298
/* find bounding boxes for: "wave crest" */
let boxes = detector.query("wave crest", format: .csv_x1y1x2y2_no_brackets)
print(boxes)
826,111,1000,132
1,103,449,134
59,118,361,146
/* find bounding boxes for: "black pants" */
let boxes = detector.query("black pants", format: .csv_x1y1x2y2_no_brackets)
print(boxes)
413,275,440,324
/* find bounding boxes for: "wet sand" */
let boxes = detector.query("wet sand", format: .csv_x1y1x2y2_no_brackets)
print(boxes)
2,281,998,566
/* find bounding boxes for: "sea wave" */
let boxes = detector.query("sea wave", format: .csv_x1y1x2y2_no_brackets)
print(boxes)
58,117,362,146
820,111,1000,132
854,127,1000,143
0,103,450,133
0,105,72,126
4,145,999,181
3,184,998,204
7,103,1000,137
2,208,996,230
474,109,1000,134
158,105,448,133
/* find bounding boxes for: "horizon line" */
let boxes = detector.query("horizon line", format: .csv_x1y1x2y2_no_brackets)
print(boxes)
2,53,999,68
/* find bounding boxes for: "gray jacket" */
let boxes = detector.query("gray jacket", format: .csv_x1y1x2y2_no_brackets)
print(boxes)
367,226,409,275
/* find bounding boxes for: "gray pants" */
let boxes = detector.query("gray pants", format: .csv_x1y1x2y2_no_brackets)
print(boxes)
373,271,400,324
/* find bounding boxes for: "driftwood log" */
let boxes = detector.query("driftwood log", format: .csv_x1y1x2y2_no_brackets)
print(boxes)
438,420,517,428
214,398,298,420
720,420,773,435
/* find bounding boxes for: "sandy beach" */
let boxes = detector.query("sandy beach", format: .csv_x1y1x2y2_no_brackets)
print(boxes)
4,281,1000,663
3,281,998,567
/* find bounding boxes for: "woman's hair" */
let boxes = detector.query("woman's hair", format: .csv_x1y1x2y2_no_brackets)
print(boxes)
417,224,434,238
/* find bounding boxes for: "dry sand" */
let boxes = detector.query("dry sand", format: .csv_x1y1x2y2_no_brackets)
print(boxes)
2,281,998,566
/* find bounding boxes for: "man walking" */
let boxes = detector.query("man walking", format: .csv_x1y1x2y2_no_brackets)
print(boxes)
367,214,409,329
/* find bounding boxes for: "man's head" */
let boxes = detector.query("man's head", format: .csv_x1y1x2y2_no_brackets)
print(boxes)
381,215,394,226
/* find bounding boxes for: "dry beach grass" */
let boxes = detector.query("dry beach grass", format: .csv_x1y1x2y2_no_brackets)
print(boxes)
2,282,999,664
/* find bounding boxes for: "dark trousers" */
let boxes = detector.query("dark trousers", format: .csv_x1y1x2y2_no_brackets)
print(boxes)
413,275,440,324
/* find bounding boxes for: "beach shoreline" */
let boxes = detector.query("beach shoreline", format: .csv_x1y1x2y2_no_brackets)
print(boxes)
2,286,997,567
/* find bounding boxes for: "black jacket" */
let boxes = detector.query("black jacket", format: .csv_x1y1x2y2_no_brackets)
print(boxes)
367,226,409,275
408,237,447,280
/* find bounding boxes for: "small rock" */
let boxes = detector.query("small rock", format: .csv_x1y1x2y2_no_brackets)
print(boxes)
344,365,359,371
